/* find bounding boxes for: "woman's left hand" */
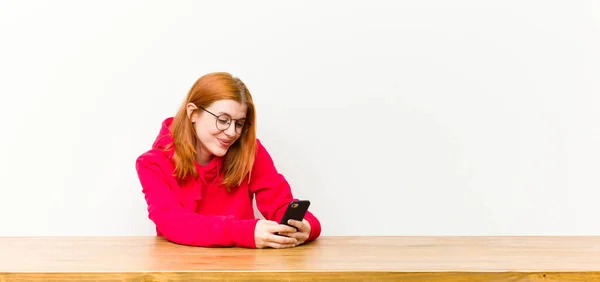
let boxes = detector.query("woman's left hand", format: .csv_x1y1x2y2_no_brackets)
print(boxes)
279,219,311,246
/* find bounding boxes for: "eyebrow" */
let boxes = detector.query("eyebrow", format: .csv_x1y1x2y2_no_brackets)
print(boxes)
217,112,246,120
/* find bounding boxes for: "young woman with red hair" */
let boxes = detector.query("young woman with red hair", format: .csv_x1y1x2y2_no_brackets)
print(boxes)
135,72,321,248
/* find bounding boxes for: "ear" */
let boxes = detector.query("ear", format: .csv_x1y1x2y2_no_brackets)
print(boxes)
186,103,198,122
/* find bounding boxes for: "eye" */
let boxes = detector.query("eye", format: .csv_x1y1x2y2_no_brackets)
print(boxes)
235,122,245,128
217,118,229,125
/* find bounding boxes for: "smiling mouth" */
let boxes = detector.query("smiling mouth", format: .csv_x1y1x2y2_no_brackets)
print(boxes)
218,138,232,146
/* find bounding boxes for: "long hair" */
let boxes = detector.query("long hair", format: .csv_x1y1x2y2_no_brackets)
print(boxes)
168,72,257,189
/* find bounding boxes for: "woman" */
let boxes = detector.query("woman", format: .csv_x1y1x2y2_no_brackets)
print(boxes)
135,72,321,248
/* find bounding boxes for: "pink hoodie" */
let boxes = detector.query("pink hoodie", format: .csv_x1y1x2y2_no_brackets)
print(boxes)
135,117,321,248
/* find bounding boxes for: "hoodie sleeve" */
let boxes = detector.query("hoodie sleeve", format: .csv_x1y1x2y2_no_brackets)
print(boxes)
249,140,322,242
136,152,259,248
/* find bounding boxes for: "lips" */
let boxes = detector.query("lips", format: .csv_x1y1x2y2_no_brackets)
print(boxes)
217,138,232,147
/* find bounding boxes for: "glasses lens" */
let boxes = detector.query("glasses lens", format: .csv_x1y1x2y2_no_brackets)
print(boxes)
234,120,248,134
215,115,231,131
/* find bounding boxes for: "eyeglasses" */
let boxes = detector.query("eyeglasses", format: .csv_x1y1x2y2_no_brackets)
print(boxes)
198,106,250,135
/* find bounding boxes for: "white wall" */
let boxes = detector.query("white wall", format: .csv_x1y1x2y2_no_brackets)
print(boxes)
0,0,598,236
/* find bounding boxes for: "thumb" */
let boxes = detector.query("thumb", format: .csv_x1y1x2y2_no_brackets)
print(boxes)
263,220,278,225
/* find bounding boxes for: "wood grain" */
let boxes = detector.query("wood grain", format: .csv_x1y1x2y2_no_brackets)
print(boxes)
1,236,600,281
2,272,600,282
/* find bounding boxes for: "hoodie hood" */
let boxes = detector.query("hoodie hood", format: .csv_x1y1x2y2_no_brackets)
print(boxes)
154,117,223,187
152,117,176,156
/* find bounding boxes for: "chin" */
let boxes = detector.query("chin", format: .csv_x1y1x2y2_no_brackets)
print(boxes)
208,143,229,157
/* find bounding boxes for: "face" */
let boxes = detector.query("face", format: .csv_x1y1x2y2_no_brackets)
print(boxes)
187,99,248,163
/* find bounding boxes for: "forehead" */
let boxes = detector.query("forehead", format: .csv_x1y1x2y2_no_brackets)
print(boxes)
207,99,247,119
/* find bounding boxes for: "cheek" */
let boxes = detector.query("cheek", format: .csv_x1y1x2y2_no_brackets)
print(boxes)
195,120,221,139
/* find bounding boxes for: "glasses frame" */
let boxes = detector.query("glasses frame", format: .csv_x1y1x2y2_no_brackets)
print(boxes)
197,106,251,135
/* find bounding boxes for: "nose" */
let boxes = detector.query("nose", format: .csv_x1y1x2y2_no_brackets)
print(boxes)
224,123,237,137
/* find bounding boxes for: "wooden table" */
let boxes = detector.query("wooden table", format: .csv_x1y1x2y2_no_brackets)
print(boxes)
1,236,600,281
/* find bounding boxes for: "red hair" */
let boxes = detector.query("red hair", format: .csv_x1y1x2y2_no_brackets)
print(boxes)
168,72,257,189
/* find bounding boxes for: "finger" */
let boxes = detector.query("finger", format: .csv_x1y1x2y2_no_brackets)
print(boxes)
269,224,297,234
267,241,296,249
287,219,307,232
279,232,308,242
278,232,301,239
267,233,298,245
270,233,298,245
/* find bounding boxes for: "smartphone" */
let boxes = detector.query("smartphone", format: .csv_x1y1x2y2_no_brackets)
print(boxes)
279,200,311,231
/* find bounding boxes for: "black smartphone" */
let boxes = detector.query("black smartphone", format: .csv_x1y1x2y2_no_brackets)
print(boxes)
279,200,311,231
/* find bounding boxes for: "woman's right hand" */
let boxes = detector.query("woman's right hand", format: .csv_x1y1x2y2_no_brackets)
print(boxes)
254,219,299,249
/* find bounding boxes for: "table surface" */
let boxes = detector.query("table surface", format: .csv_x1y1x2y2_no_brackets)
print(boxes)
2,236,600,281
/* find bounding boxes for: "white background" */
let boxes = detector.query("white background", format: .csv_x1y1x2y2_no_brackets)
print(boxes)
0,0,598,236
